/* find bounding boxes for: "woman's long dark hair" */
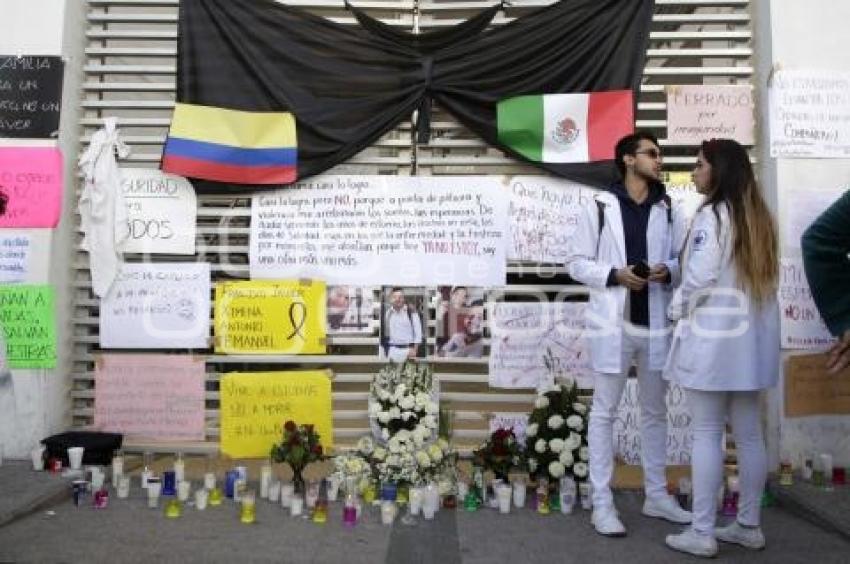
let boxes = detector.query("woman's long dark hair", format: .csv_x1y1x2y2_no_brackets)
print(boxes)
700,139,778,303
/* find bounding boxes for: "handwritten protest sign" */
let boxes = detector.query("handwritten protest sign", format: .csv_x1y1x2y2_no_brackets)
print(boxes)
782,188,844,249
614,380,693,465
0,55,63,138
667,85,754,145
778,257,834,349
215,280,326,355
488,302,592,389
250,175,508,286
119,168,197,255
0,146,62,228
219,370,333,458
0,234,30,282
770,69,850,158
0,284,56,368
94,354,206,440
100,263,211,349
785,353,850,417
489,413,529,444
507,176,587,263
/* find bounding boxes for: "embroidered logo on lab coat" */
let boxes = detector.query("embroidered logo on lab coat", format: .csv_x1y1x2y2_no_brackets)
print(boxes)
693,229,708,250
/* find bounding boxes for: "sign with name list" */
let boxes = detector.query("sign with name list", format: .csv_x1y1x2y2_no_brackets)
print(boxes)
0,284,56,368
119,168,197,255
94,354,206,440
0,234,31,282
507,176,587,263
778,257,835,349
667,84,755,145
100,262,211,349
785,353,850,417
219,370,333,458
782,187,845,249
0,55,63,138
250,175,508,286
489,413,529,444
214,280,326,355
0,146,62,228
615,380,693,465
769,69,850,158
488,302,592,389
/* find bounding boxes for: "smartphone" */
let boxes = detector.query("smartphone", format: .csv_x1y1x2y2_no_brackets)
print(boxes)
632,260,651,279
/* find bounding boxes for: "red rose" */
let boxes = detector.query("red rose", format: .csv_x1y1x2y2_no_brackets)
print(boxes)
284,420,296,432
312,445,323,456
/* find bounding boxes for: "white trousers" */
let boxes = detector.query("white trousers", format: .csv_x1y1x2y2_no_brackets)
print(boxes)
686,389,766,536
589,332,669,508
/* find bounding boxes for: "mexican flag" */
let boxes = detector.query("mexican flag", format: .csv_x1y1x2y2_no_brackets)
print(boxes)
497,90,634,163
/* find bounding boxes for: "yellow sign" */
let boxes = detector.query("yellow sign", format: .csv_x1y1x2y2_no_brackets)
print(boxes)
663,171,694,189
219,370,333,458
214,280,326,354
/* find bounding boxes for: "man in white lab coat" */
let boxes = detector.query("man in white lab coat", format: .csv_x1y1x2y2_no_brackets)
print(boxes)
565,131,691,536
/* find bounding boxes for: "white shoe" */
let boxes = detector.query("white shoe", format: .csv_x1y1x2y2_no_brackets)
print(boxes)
591,506,627,537
643,494,692,524
715,521,766,550
665,528,718,558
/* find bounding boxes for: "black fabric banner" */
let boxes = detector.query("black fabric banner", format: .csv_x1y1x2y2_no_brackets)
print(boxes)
174,0,654,191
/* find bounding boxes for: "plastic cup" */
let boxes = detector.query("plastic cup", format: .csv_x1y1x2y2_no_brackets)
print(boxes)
67,447,84,470
31,446,46,471
497,485,512,514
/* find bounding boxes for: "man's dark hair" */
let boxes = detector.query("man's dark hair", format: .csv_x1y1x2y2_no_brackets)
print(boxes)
614,131,660,179
390,286,404,294
0,189,7,217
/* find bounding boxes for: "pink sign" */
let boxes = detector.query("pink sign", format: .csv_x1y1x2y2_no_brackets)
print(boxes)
94,353,206,440
0,147,63,228
666,85,755,146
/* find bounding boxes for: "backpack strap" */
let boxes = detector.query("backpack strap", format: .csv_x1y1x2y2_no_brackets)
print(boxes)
595,198,607,257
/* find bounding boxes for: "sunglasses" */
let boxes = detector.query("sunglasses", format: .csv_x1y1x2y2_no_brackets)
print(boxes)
634,149,662,159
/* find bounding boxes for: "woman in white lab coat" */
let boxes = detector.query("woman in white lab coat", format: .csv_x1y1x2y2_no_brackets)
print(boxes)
664,139,779,557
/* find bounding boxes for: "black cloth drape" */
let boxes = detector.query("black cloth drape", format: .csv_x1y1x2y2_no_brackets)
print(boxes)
173,0,654,192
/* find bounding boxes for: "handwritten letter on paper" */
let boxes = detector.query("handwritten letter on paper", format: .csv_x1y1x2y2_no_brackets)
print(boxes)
214,280,326,355
100,263,211,349
219,370,333,458
250,175,508,286
120,168,197,255
488,302,592,389
0,147,62,228
778,257,834,349
0,284,56,368
94,354,206,440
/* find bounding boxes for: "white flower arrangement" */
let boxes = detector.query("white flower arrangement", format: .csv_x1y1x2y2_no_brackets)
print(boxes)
548,414,565,430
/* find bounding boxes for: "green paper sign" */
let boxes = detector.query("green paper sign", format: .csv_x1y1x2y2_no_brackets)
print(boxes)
0,285,57,368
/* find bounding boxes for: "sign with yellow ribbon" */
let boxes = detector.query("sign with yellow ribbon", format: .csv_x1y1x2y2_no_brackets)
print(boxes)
219,370,333,458
214,280,326,354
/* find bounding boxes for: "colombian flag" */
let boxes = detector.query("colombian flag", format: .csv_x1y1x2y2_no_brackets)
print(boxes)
162,103,297,184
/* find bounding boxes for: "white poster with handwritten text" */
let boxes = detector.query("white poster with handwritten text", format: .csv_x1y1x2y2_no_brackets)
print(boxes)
506,176,588,263
488,302,592,389
770,69,850,158
667,84,755,145
119,168,197,254
249,176,508,286
782,188,845,249
100,262,211,348
778,257,834,349
614,380,693,465
0,234,31,283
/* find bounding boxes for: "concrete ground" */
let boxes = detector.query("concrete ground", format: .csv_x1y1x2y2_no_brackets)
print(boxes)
0,461,847,564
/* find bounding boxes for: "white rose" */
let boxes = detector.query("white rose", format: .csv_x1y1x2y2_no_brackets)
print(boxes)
547,415,564,430
534,396,549,409
572,402,588,415
566,415,584,431
528,457,538,472
549,438,565,453
377,411,391,424
357,436,374,455
396,429,411,442
579,446,589,462
386,454,400,467
428,444,443,462
573,462,588,478
548,461,565,478
534,439,547,454
373,447,387,461
388,438,402,454
526,423,538,438
559,450,574,466
389,407,402,420
565,432,581,451
400,395,415,410
415,451,432,468
378,389,391,401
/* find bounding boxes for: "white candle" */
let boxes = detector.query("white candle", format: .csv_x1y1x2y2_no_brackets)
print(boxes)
457,482,469,499
147,480,161,508
140,468,152,490
290,495,304,516
195,488,208,510
512,481,526,508
178,480,191,502
174,455,185,483
381,501,397,525
260,464,272,499
326,475,341,502
203,472,216,490
269,480,281,502
425,483,440,514
280,483,294,508
409,487,423,516
31,446,46,472
497,485,511,514
111,454,123,485
91,469,105,490
117,477,130,499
